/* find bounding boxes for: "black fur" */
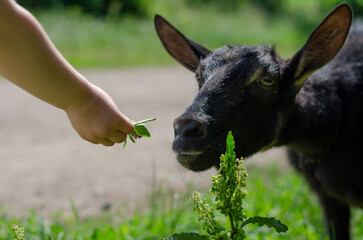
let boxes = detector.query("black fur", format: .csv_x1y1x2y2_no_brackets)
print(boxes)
284,25,363,239
155,3,361,239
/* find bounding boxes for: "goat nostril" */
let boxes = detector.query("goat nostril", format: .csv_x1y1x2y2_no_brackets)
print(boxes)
174,119,206,138
183,125,205,138
189,126,204,137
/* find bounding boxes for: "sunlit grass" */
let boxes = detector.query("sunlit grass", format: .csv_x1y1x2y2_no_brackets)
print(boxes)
34,3,319,68
36,10,165,67
2,165,363,239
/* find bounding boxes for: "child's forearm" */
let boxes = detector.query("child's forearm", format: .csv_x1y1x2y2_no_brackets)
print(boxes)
0,1,134,146
0,0,92,111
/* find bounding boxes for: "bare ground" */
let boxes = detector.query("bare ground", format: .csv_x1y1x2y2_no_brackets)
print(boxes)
0,67,289,218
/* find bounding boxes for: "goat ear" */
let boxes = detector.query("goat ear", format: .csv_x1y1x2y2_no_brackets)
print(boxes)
289,3,352,91
154,14,211,71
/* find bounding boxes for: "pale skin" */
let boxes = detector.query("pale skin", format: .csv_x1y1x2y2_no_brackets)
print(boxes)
0,0,134,146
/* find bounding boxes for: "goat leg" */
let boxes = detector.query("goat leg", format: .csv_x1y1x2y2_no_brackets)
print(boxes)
318,194,351,240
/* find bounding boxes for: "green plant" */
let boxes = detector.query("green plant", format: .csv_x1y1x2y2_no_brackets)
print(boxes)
11,222,25,240
166,131,288,240
4,169,363,239
123,117,156,148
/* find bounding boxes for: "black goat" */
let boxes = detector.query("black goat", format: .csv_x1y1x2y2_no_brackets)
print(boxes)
155,3,363,240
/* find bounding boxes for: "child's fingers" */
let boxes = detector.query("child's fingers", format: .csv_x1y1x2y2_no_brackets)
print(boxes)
117,115,135,135
99,138,115,146
107,130,127,144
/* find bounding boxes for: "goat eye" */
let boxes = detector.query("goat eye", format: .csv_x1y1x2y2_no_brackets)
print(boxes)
257,77,274,87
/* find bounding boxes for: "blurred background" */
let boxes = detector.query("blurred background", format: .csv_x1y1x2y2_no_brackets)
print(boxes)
16,0,363,67
1,1,363,239
2,0,362,220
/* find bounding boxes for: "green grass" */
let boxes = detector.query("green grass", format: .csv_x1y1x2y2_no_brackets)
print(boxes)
2,165,363,240
33,2,322,68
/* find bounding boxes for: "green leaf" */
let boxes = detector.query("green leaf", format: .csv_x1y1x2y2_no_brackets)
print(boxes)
241,216,288,233
123,138,127,148
133,117,156,126
134,125,151,137
123,117,156,148
163,233,210,240
129,134,136,143
225,131,235,159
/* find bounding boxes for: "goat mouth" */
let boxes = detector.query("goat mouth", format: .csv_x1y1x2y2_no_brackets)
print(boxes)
177,151,203,156
176,150,203,167
175,144,223,172
176,152,208,172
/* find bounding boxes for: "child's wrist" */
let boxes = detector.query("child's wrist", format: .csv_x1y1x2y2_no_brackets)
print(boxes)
62,78,97,113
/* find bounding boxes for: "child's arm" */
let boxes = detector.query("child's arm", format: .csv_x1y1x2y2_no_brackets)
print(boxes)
0,0,134,146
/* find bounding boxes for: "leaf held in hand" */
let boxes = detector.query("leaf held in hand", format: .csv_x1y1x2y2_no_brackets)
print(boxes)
134,125,151,138
123,117,156,148
133,117,157,126
129,134,136,143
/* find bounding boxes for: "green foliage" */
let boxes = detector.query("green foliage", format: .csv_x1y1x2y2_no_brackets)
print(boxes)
123,117,156,148
0,183,203,240
190,192,225,238
241,216,288,233
2,169,363,239
11,222,25,240
22,0,363,67
18,0,363,17
17,0,62,9
164,233,209,240
17,0,149,16
91,227,118,240
2,130,363,239
170,132,288,240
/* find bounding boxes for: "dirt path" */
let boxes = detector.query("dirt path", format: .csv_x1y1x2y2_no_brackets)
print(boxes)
0,67,288,218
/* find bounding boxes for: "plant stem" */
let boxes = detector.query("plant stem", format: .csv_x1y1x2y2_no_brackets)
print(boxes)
200,201,218,233
229,212,237,238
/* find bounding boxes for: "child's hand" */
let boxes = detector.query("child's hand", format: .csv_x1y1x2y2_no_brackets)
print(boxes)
65,85,134,146
0,1,134,147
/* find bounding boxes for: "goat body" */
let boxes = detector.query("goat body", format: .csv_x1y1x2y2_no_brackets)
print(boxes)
287,26,363,239
155,3,362,239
